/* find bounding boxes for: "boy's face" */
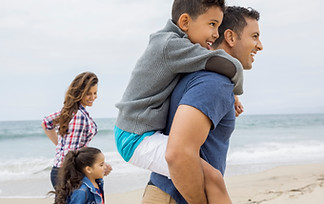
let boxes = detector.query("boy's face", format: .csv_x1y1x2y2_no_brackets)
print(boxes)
231,18,263,70
186,6,223,50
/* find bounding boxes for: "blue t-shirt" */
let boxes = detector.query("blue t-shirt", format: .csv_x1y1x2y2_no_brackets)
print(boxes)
150,71,236,203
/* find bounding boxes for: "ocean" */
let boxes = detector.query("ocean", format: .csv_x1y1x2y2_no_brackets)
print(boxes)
0,113,324,197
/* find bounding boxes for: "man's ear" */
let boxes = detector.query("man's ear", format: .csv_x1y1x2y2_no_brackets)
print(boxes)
177,13,190,32
224,29,236,47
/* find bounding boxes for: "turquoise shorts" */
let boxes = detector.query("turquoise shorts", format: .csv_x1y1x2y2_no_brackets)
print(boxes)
114,126,155,162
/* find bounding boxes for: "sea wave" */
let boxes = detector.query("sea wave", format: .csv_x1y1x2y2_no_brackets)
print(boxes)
227,141,324,165
0,157,53,181
235,114,324,129
0,151,147,182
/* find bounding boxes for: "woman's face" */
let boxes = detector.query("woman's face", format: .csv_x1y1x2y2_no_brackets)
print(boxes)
80,84,98,107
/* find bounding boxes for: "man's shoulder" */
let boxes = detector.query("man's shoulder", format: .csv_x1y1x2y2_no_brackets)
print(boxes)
183,71,232,87
177,71,234,112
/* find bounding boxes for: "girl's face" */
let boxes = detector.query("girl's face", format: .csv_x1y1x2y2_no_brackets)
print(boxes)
88,152,106,180
80,84,98,107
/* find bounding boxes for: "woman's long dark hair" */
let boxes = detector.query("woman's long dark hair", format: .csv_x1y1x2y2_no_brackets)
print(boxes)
53,147,102,204
54,72,98,136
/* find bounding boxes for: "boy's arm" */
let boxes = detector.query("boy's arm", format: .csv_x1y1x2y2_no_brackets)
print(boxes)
205,55,243,95
166,38,243,94
205,56,236,78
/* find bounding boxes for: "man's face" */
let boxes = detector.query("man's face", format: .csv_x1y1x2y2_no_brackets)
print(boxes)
231,18,263,70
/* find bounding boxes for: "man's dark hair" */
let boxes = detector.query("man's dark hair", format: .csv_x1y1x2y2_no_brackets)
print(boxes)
171,0,225,23
213,6,260,48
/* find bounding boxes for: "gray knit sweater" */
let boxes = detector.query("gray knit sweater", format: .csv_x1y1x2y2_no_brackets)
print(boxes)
115,20,243,135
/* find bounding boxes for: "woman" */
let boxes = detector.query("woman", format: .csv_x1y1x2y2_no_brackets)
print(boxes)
42,72,103,188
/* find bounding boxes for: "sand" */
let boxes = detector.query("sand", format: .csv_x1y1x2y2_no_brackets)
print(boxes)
1,163,323,204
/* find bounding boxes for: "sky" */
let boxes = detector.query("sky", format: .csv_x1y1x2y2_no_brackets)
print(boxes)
0,0,323,121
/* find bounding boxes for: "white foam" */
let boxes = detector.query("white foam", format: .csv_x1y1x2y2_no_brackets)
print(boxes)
227,141,324,165
0,151,148,182
0,157,52,181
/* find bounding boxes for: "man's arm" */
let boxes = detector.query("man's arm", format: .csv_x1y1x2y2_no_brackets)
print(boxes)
165,104,211,204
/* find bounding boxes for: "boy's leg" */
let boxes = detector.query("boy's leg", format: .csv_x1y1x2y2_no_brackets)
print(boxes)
129,131,170,177
201,159,232,204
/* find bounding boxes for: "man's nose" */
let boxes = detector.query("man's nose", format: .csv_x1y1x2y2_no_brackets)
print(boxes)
257,39,263,51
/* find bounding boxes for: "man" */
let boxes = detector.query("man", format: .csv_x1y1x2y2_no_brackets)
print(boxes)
142,6,263,204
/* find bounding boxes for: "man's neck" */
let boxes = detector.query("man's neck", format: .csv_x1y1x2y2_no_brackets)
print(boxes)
214,43,231,55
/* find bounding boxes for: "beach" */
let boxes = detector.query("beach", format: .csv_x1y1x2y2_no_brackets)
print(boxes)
226,163,324,204
1,162,323,204
1,114,323,203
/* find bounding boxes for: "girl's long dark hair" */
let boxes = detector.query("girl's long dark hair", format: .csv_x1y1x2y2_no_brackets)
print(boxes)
53,147,102,204
54,72,98,136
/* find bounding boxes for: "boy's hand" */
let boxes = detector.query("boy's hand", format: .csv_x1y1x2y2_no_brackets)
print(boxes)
104,163,112,176
234,95,244,117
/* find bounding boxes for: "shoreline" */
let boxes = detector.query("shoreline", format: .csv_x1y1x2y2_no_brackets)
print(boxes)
1,162,323,203
226,162,324,203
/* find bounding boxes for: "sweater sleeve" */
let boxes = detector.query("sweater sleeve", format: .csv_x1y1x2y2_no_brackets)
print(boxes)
164,36,243,95
206,53,244,95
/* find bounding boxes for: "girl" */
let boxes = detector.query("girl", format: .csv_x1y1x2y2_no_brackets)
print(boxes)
42,72,101,188
54,147,107,204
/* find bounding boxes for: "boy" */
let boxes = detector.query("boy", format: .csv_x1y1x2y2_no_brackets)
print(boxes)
115,0,241,177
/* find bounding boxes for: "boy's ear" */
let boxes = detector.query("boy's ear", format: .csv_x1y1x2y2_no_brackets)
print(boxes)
177,13,190,32
224,29,237,47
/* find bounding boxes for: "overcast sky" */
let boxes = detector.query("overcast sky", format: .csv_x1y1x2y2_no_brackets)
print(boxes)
0,0,323,121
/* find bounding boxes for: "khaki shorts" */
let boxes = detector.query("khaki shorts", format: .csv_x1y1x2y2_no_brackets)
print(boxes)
142,184,177,204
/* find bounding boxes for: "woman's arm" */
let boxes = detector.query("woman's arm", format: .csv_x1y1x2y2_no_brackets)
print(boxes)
41,122,58,145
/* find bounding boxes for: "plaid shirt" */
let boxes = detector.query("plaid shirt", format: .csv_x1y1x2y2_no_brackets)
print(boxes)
43,105,97,167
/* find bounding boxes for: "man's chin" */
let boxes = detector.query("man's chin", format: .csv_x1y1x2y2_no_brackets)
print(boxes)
243,63,253,70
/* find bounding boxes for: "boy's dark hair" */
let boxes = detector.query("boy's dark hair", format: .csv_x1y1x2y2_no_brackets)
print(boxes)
52,147,102,204
172,0,225,23
213,6,260,48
